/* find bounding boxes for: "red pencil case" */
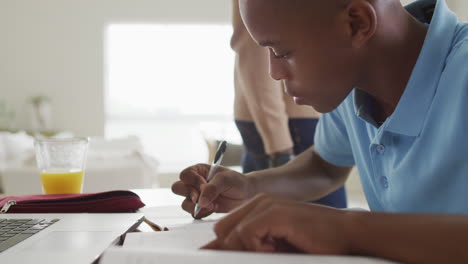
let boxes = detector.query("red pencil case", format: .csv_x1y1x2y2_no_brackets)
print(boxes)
0,190,145,213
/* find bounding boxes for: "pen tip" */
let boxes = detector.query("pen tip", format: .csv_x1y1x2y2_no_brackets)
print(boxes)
194,204,201,218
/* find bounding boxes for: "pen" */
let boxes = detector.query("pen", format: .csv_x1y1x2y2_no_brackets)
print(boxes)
194,140,227,218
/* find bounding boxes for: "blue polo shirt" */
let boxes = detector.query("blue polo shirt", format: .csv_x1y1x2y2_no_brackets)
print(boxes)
315,0,468,213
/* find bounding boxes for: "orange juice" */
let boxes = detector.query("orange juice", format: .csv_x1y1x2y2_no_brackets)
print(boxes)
40,169,84,194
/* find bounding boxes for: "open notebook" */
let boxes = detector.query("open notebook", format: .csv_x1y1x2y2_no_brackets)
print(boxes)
100,213,398,264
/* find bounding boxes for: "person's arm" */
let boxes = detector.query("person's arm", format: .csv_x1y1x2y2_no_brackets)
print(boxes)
247,146,351,202
349,211,468,263
232,0,293,156
204,194,468,264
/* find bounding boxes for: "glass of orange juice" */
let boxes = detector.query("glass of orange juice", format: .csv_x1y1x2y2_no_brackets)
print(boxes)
34,137,89,194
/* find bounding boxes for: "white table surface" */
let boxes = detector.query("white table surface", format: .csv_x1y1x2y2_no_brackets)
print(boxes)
132,188,184,208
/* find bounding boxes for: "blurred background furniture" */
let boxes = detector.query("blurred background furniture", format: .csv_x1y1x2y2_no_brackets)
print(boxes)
205,138,243,167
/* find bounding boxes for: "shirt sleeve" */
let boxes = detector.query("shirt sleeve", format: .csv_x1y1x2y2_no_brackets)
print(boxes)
314,109,355,167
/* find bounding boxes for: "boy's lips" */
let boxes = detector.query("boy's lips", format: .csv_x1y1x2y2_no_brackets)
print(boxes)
293,97,306,105
284,87,299,97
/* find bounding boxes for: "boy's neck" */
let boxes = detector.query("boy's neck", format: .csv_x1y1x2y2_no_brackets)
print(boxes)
358,5,429,123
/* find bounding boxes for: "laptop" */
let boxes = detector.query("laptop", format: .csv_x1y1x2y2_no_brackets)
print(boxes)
0,213,144,264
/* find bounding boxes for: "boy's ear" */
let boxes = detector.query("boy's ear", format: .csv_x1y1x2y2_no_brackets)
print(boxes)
345,0,378,48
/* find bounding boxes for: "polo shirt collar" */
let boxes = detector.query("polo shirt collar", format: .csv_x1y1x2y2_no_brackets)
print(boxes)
353,0,458,136
354,89,380,127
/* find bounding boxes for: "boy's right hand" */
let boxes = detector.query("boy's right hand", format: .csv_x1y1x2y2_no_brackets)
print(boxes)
171,164,255,219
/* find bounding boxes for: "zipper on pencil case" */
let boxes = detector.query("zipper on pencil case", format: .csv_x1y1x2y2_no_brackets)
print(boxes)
1,200,17,213
1,197,139,213
0,191,137,207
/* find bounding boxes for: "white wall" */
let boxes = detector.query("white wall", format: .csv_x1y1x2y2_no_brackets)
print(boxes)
0,0,231,136
402,0,468,20
448,0,468,20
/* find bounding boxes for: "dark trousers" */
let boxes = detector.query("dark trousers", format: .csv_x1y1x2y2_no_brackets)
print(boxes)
235,118,347,208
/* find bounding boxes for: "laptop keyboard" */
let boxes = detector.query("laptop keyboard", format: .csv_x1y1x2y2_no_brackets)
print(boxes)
0,218,59,253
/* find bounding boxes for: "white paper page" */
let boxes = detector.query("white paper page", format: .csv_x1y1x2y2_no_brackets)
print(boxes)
118,206,398,264
124,229,215,249
101,247,399,264
140,205,225,230
126,206,219,249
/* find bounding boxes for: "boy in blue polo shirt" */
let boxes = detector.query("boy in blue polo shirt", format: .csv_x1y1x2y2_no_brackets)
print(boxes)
172,0,468,262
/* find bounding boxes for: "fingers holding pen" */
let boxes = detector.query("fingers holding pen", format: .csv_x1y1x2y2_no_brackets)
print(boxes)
192,179,225,218
181,197,195,214
173,162,252,219
179,164,210,186
181,197,216,219
171,181,198,201
176,169,241,218
177,181,223,218
197,172,230,207
172,164,211,213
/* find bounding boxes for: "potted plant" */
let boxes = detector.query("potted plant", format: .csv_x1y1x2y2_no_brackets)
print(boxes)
0,100,15,132
29,95,52,133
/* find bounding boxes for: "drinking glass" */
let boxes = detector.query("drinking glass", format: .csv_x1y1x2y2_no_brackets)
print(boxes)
34,137,89,194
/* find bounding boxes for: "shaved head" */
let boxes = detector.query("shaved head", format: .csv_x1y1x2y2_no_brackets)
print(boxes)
242,0,352,18
238,0,355,53
236,0,426,115
239,0,348,30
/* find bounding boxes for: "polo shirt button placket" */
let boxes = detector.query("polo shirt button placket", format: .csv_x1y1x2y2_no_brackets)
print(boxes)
376,144,385,154
380,176,389,189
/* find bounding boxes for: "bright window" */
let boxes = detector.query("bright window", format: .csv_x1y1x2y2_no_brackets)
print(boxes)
105,24,240,173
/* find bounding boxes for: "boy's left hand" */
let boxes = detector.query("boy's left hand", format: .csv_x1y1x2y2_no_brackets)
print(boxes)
202,193,353,255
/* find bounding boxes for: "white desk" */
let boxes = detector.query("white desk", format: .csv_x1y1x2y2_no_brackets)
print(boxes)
133,188,184,208
103,189,396,264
